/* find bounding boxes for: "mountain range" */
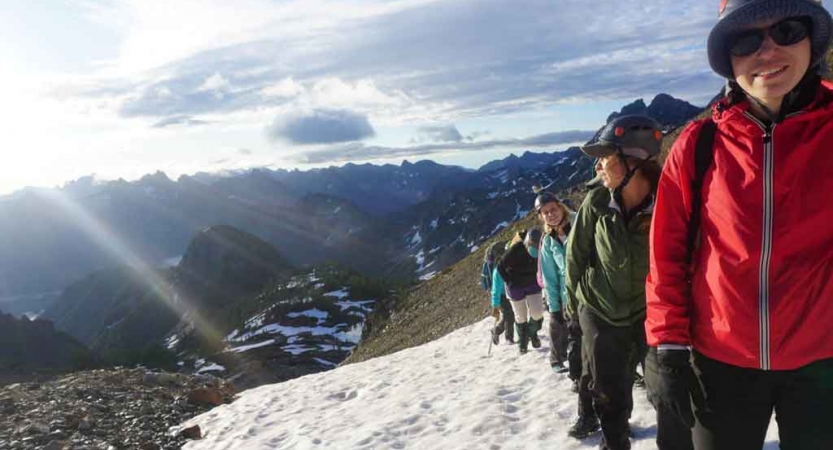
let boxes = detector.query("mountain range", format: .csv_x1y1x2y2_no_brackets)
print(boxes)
0,92,704,385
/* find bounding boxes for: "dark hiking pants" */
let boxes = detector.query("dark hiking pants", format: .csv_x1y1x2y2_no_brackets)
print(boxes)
580,306,643,450
645,346,694,450
548,310,568,366
690,352,833,450
568,315,583,381
493,296,515,342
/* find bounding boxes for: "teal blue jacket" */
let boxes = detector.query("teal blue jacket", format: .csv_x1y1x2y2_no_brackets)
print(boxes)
540,233,568,312
490,268,505,308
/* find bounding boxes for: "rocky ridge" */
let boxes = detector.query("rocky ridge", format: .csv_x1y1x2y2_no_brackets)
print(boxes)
0,368,234,450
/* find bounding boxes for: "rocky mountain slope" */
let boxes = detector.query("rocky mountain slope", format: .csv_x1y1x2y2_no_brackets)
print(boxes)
172,265,387,389
0,368,234,450
0,313,95,386
41,225,388,390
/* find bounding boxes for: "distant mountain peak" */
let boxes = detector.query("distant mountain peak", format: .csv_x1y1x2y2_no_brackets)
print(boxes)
607,93,702,126
139,171,173,184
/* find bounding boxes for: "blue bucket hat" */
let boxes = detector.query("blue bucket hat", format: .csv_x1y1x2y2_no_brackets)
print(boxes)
707,0,833,79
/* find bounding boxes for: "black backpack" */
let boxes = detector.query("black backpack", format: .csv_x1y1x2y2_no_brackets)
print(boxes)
687,119,717,264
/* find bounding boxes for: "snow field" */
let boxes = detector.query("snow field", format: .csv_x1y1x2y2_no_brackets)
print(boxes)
181,317,782,450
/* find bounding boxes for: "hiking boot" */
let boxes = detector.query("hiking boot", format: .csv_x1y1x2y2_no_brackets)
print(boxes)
567,415,601,439
551,362,568,374
599,434,631,450
529,333,541,349
516,323,529,355
529,318,543,348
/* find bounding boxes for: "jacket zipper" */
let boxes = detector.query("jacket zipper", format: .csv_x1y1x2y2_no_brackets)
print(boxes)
743,111,775,370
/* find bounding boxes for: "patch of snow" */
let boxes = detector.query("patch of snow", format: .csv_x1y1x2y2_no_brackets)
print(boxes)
228,339,276,353
414,250,425,269
22,311,43,321
283,344,314,355
105,317,126,330
335,300,375,312
491,169,510,182
428,246,443,254
324,289,350,299
287,309,330,320
419,271,437,281
229,323,348,343
165,335,180,350
162,255,183,268
184,317,752,450
225,329,239,341
333,206,342,214
430,218,438,229
334,323,364,345
194,359,206,368
196,363,225,374
487,191,499,199
470,245,480,254
410,231,423,246
314,358,337,368
514,200,529,220
314,283,326,289
244,312,268,329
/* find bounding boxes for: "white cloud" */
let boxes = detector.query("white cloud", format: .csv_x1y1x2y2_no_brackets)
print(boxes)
197,73,230,93
262,77,303,98
3,0,747,193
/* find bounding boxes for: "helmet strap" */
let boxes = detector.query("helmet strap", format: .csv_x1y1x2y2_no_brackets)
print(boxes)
612,150,636,199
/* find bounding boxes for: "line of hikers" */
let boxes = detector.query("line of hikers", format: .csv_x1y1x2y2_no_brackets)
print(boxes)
481,1,833,448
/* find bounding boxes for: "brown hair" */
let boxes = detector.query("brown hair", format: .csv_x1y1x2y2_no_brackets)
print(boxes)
630,158,661,234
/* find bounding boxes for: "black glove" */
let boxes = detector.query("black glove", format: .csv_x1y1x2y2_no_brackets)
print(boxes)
652,348,697,428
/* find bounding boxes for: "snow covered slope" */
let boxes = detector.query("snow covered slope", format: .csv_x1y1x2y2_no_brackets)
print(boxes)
179,317,781,450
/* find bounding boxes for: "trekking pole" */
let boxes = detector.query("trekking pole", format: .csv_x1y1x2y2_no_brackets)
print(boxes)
487,316,498,356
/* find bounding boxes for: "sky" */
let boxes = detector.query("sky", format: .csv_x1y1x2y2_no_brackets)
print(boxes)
1,0,741,195
177,317,783,449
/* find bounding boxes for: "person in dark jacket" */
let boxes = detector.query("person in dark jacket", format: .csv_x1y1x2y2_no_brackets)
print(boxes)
497,229,545,355
566,114,662,450
482,241,515,345
646,1,833,449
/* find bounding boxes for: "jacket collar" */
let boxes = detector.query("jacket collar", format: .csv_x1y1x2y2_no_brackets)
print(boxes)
712,78,833,133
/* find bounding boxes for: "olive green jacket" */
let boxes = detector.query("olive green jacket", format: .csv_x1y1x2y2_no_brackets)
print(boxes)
565,187,652,326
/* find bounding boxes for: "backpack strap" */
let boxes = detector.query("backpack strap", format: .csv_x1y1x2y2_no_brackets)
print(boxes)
686,119,717,265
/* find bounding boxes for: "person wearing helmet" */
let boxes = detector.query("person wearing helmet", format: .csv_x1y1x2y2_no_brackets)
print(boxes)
496,228,545,355
482,240,515,345
534,191,575,374
565,114,662,449
646,0,833,448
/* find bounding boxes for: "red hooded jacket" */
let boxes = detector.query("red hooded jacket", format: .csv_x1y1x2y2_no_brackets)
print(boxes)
646,80,833,371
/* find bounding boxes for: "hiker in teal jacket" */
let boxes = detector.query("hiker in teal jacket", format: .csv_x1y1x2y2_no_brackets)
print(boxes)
535,191,575,374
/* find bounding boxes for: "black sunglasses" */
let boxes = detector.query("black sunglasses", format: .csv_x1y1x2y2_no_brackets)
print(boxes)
728,18,811,57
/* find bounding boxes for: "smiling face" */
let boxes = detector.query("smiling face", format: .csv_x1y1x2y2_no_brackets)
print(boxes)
538,201,564,228
730,18,811,114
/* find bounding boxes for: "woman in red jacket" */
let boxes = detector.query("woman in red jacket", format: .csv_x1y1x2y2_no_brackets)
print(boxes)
646,1,833,449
